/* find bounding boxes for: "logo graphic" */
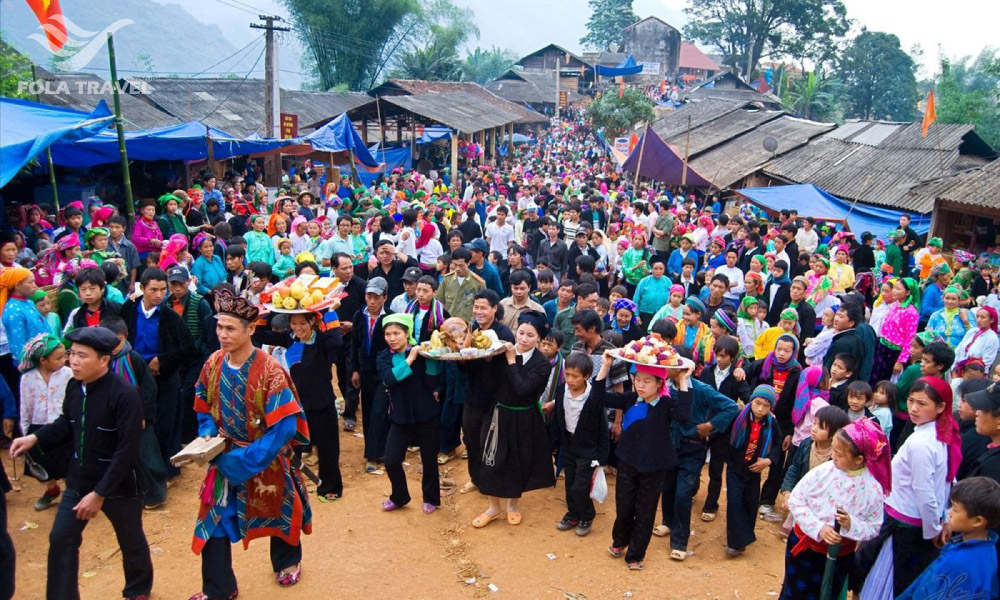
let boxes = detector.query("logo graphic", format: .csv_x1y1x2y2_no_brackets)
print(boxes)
28,14,134,72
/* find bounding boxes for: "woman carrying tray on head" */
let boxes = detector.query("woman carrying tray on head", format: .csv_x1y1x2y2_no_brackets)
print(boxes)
253,309,345,501
472,310,556,528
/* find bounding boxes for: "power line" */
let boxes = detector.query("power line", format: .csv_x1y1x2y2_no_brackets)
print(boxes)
208,0,258,16
200,44,266,121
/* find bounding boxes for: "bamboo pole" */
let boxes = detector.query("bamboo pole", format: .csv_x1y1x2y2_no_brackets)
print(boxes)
30,65,60,212
107,33,134,229
681,115,692,187
633,125,647,188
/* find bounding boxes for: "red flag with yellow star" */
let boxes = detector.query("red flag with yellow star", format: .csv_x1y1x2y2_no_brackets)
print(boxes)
25,0,67,51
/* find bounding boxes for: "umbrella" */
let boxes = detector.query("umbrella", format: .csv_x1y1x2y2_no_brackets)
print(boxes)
819,520,843,600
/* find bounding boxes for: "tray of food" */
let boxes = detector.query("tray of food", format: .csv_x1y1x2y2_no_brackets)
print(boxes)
609,333,695,370
418,317,507,360
259,274,345,314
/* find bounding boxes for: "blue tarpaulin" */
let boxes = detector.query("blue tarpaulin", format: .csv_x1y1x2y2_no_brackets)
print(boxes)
299,113,380,168
736,184,930,236
341,145,412,185
48,121,288,167
0,98,114,186
595,55,643,77
416,125,451,144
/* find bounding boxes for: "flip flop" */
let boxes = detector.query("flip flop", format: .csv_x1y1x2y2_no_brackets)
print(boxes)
381,499,399,511
507,511,522,525
472,512,503,528
422,503,437,514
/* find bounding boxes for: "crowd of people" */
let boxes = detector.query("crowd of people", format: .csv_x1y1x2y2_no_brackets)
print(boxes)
2,110,1000,600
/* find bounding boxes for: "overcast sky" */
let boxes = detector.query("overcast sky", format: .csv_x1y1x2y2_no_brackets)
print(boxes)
167,0,998,86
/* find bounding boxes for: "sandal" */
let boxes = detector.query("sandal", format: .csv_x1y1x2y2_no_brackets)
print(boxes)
188,591,238,600
627,561,644,570
669,549,687,561
276,565,301,587
700,512,717,522
652,525,670,537
472,512,503,528
459,481,478,494
342,419,356,432
608,544,625,558
437,452,454,465
381,499,399,511
422,503,437,514
506,511,522,525
317,493,340,503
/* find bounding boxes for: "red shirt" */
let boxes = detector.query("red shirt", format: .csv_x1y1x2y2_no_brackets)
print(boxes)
745,420,763,463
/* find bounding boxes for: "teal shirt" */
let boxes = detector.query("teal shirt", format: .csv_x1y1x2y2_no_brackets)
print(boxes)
634,275,672,315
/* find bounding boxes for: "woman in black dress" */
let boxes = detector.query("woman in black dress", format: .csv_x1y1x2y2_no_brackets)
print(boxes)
473,310,556,528
254,311,344,500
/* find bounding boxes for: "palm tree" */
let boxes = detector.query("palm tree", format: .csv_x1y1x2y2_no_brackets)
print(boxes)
785,70,842,121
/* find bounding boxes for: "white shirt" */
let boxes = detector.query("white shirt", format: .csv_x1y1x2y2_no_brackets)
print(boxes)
563,381,592,435
796,228,819,254
390,292,416,315
713,364,731,388
397,226,417,260
886,421,950,539
485,221,515,255
140,301,159,319
715,264,745,300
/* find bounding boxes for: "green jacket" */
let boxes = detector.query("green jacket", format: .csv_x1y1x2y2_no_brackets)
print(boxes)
436,271,485,324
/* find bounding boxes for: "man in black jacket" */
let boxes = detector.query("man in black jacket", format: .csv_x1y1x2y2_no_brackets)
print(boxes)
11,327,152,600
823,304,865,381
332,252,367,432
537,219,569,278
357,239,418,302
348,277,389,468
120,268,195,478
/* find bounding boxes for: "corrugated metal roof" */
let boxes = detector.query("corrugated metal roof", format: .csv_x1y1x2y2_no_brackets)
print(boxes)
665,109,781,156
380,92,523,133
485,70,583,106
34,68,178,131
689,116,835,188
824,121,870,140
850,123,903,146
652,98,748,139
280,90,371,132
370,79,547,124
912,159,1000,210
763,121,996,213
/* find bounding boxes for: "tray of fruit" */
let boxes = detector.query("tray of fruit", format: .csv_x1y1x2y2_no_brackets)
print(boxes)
610,333,695,370
259,274,346,314
418,318,506,360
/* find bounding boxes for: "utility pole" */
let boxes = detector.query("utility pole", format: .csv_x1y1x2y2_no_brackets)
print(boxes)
107,33,135,229
251,15,290,189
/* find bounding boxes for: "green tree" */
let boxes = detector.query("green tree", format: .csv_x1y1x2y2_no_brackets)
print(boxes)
936,51,1000,149
462,46,518,84
283,0,420,90
0,36,34,99
586,86,655,138
838,30,918,121
580,0,638,51
389,0,479,81
782,70,842,121
684,0,849,79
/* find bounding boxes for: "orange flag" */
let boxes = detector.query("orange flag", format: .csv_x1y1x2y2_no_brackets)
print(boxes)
25,0,67,51
619,81,625,98
659,79,666,95
922,90,937,138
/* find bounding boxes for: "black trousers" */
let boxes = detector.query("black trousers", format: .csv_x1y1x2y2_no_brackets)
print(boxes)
384,418,441,507
0,487,14,600
200,535,300,600
47,488,153,600
660,440,707,551
136,426,167,507
180,359,202,444
335,348,356,422
611,462,665,563
462,402,491,486
760,443,794,507
361,374,389,462
562,443,596,522
153,372,183,478
299,406,343,497
439,364,465,454
701,433,729,514
726,461,762,551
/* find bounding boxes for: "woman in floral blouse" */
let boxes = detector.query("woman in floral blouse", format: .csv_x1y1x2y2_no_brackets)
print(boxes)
869,278,920,385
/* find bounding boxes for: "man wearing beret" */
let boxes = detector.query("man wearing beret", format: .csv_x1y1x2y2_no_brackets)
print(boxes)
10,327,152,600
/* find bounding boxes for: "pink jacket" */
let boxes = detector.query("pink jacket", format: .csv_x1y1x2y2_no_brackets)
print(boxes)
879,303,920,363
132,217,163,255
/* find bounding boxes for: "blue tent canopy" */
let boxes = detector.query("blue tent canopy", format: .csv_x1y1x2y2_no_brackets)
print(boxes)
299,113,379,168
416,125,451,144
48,121,289,167
736,184,930,236
340,145,412,185
0,98,114,186
595,55,643,77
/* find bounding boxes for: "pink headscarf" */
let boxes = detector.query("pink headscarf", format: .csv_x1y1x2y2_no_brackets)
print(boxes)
842,418,892,496
635,363,671,397
158,234,189,270
917,376,963,483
